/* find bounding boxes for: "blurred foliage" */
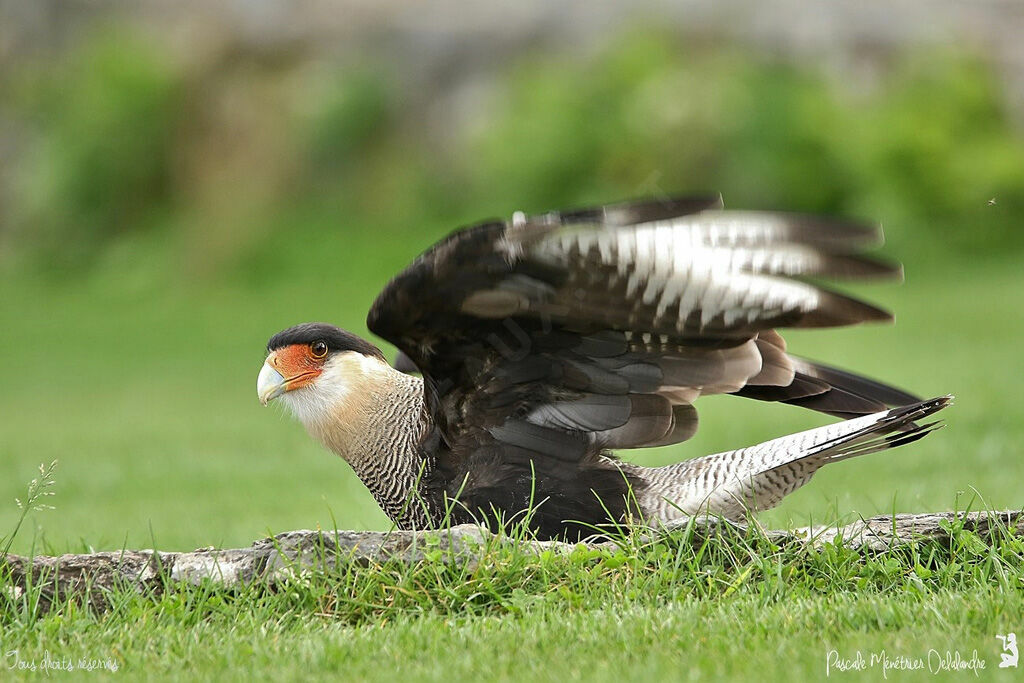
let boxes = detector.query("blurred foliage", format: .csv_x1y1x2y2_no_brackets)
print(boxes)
463,37,1024,258
2,29,1022,278
304,71,392,176
5,33,181,267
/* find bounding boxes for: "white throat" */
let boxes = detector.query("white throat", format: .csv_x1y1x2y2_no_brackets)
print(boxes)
279,352,425,469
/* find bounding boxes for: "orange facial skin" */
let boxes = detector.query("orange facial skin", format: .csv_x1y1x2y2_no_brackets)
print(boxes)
266,343,326,392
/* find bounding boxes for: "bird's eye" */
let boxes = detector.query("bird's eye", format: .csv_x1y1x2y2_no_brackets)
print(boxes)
310,341,328,358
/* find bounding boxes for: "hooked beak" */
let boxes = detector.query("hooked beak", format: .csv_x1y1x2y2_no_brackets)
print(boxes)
258,346,323,406
257,361,288,406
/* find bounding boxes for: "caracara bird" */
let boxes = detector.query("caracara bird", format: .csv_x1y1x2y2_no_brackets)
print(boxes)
257,195,948,540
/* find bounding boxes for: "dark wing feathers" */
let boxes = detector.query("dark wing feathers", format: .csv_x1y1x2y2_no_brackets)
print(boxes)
556,194,726,226
496,217,898,338
525,394,633,433
733,356,922,418
793,357,921,407
368,196,915,534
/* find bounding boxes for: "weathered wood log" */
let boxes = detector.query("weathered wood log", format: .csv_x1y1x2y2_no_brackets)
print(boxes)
3,511,1021,608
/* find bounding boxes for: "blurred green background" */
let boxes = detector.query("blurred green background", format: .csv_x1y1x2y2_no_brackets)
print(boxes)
1,8,1023,554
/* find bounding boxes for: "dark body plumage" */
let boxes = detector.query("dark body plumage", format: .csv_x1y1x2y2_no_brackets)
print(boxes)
346,195,945,540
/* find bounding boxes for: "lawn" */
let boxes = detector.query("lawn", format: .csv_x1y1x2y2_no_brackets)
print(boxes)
1,229,1022,679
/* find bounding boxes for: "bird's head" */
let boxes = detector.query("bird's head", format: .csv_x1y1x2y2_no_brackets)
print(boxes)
257,323,387,424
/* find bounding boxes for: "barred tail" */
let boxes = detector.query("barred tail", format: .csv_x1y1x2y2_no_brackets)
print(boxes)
635,396,951,522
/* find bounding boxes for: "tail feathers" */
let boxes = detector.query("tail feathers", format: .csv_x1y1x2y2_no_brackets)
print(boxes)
826,419,944,463
634,396,951,523
765,395,951,474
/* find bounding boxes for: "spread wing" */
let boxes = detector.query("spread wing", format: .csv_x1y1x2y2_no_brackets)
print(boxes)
367,196,916,533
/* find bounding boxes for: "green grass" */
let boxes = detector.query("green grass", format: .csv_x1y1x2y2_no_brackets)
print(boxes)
2,512,1022,680
1,238,1022,680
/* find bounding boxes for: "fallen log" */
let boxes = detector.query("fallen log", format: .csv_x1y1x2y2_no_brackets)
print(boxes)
3,511,1021,607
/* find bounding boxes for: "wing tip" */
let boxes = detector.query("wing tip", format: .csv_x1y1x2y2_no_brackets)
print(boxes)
801,290,895,328
886,395,954,422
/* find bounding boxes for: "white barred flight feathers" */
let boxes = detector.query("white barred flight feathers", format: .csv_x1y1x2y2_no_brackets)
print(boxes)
256,194,949,540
